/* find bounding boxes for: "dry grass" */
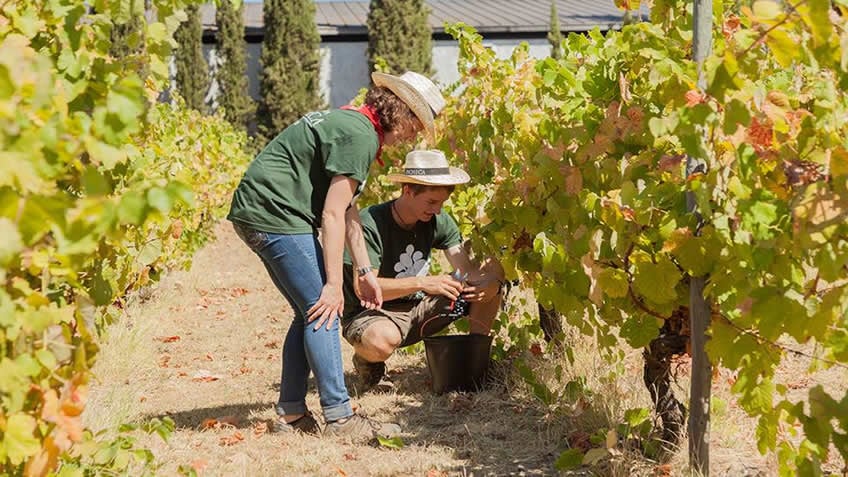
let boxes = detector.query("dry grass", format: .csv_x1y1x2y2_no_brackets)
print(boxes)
85,222,848,476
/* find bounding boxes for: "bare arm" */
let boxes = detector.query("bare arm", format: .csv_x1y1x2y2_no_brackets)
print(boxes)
306,176,357,329
345,206,382,309
444,244,505,303
354,274,464,302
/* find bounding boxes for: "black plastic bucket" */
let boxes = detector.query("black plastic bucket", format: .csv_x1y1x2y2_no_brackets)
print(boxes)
424,334,492,394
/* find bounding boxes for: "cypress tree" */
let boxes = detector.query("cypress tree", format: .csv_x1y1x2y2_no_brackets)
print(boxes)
174,3,209,112
257,0,323,142
215,0,253,131
548,2,564,60
366,0,432,75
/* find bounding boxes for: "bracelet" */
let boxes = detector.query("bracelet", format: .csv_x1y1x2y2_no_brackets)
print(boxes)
356,266,372,277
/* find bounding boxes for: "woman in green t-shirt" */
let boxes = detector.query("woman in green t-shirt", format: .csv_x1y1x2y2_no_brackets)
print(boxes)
228,71,445,440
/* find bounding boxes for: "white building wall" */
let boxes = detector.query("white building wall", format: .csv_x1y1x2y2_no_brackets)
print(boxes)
203,37,553,110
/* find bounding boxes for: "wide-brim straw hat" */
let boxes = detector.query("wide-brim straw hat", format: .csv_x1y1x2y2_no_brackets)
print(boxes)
386,149,470,186
372,71,446,143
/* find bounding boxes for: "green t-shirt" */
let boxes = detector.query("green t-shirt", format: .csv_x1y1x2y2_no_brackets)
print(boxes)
342,200,463,320
228,109,379,234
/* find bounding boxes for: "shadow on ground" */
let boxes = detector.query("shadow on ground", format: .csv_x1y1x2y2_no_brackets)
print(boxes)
354,359,560,476
146,402,270,430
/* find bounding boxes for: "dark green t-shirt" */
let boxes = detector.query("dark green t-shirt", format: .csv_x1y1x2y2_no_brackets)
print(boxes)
227,110,378,234
342,200,463,319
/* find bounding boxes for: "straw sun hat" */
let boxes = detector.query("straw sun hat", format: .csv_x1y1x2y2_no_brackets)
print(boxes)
372,71,445,142
386,149,470,186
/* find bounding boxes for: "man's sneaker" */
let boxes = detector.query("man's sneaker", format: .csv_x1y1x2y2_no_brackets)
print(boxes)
323,413,402,442
352,354,389,391
271,412,321,435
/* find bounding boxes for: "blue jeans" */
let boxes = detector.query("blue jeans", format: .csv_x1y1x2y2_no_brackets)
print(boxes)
232,222,353,422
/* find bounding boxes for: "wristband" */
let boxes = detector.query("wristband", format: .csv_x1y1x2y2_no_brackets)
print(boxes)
356,266,373,277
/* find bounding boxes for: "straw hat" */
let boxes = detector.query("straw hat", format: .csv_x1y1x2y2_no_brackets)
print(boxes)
386,149,470,186
372,71,445,142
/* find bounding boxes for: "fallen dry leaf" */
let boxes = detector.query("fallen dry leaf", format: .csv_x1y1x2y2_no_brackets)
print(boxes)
155,336,181,343
654,463,672,477
343,453,358,461
192,376,220,383
219,431,244,446
334,466,348,477
253,421,268,437
230,287,249,297
191,370,223,382
201,418,219,430
190,459,207,472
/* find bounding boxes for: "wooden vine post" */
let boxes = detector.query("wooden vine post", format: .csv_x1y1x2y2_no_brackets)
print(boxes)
688,0,713,474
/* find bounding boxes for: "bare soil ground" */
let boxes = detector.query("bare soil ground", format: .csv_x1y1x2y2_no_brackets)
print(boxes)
85,222,847,477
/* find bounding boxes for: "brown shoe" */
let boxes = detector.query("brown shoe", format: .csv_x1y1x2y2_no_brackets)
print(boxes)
323,413,401,442
271,412,321,435
352,354,389,391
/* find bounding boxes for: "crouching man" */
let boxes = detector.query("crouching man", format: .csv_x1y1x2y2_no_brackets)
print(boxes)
341,149,505,391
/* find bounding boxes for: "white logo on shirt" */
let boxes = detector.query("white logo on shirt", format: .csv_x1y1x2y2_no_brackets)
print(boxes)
294,111,328,127
394,244,429,278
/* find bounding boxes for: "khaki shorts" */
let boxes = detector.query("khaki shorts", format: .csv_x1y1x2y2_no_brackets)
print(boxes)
342,295,457,348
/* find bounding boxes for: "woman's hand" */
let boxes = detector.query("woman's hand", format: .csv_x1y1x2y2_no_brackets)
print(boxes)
307,283,344,330
356,272,383,310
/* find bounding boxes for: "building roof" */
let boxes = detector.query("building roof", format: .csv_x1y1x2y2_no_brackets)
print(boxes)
201,0,647,38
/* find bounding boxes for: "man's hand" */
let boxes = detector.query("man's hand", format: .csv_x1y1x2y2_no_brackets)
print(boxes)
356,272,383,310
420,274,463,300
460,279,501,303
307,283,344,330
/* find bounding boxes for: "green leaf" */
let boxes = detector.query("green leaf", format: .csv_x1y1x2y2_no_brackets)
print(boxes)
598,268,628,298
620,314,662,348
554,449,584,470
632,253,681,305
147,187,172,213
624,408,651,427
118,191,147,225
376,436,405,449
14,353,41,377
137,238,162,266
84,138,127,170
3,413,41,465
723,99,751,134
82,166,112,196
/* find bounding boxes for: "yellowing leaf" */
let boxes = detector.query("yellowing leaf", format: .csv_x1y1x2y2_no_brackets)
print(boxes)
4,413,41,465
765,27,799,67
582,447,609,465
752,0,783,21
613,0,640,11
0,218,23,267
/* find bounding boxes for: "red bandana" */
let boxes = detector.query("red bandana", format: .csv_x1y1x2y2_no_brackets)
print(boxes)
341,104,385,166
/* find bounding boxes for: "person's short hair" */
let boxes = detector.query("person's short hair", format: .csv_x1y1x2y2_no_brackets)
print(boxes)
364,86,418,134
404,183,456,195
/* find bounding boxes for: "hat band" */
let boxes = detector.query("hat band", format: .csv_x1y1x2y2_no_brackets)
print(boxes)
404,167,451,176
